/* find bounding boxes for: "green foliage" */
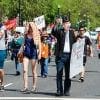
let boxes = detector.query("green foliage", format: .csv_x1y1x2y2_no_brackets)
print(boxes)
0,0,99,28
53,0,100,29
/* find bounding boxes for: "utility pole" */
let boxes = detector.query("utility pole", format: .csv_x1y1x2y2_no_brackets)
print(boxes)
19,0,21,26
67,9,71,21
57,5,61,16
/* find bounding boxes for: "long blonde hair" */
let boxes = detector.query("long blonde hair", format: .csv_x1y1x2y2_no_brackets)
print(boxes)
25,22,41,59
25,22,40,46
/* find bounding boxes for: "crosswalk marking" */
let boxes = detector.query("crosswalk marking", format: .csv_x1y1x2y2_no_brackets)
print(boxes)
4,83,13,88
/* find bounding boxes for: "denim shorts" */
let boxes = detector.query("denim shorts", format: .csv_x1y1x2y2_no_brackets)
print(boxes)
24,53,38,60
0,50,6,69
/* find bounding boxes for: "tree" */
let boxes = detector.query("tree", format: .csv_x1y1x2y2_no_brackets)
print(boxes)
0,0,100,28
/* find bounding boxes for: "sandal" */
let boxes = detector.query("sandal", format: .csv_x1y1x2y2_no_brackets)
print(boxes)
20,88,30,94
31,87,37,93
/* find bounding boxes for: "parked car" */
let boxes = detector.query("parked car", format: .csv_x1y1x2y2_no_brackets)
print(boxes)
95,27,100,32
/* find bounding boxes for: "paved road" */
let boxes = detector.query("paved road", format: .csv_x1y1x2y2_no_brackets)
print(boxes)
0,40,100,99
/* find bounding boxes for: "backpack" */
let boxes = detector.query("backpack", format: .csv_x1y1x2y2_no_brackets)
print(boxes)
11,37,23,49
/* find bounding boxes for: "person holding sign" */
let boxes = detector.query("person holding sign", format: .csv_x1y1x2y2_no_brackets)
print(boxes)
78,27,93,82
52,16,76,96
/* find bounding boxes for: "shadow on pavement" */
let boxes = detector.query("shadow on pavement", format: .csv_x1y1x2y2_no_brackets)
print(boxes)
48,64,56,67
4,89,20,92
85,70,100,73
28,75,56,78
33,91,56,96
71,79,81,83
4,89,56,96
5,73,16,76
95,94,100,96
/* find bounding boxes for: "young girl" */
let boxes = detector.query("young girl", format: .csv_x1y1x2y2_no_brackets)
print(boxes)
40,34,51,78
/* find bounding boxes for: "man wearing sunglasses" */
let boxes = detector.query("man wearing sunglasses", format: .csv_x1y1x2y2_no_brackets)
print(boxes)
78,27,93,82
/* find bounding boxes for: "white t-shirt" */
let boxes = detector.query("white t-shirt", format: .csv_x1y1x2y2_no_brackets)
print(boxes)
0,30,6,50
63,31,70,53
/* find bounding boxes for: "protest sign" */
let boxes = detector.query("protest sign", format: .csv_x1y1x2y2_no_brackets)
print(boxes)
70,39,85,79
15,27,25,34
34,15,45,29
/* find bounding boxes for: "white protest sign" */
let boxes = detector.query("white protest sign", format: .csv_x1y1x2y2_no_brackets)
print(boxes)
34,15,45,29
15,27,25,34
70,38,85,79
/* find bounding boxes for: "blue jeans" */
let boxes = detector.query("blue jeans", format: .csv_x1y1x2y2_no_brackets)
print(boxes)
12,49,21,72
55,53,71,93
15,56,21,72
40,58,49,76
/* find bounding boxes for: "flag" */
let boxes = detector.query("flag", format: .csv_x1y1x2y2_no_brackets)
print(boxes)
4,18,17,30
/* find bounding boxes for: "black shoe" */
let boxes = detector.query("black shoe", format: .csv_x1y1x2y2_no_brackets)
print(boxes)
16,71,20,76
0,85,5,92
79,77,84,82
41,75,47,78
56,91,63,96
64,91,70,96
44,75,47,78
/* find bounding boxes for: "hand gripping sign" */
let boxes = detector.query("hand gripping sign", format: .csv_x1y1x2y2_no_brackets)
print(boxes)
70,38,85,79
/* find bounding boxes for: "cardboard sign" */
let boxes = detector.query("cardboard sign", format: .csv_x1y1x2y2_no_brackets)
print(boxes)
34,15,45,29
15,27,25,34
70,39,85,79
